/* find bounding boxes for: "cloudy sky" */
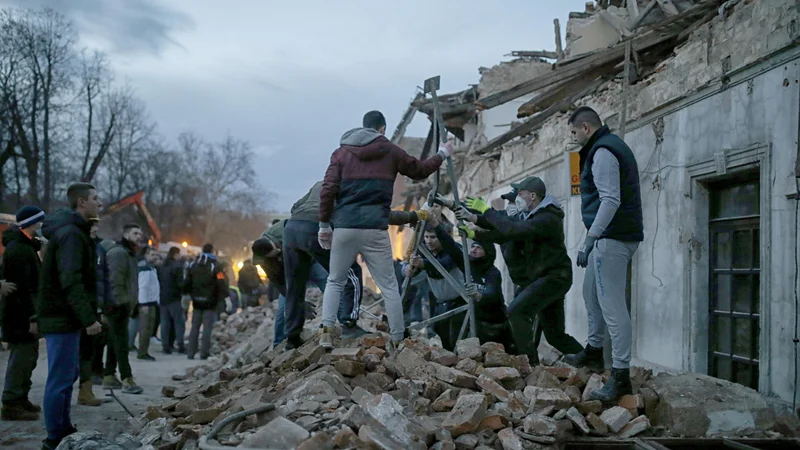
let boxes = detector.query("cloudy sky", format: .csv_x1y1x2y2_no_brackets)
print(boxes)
4,0,588,211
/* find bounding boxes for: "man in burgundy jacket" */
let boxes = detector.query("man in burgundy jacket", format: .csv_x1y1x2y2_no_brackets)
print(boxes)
317,110,452,349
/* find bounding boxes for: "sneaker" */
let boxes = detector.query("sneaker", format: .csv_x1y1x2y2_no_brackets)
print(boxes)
121,378,143,395
341,324,368,339
1,403,38,421
103,375,123,389
285,337,303,350
137,354,156,361
199,354,209,360
319,327,333,350
162,348,173,355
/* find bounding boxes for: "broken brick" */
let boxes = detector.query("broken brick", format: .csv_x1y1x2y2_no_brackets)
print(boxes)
333,360,366,377
431,348,459,367
481,367,520,383
455,338,483,361
475,374,511,402
433,389,460,412
581,374,604,402
329,347,363,362
442,394,488,437
600,406,633,433
362,336,387,349
523,414,559,436
566,407,591,434
586,412,608,435
477,413,511,432
497,427,524,450
483,352,516,368
480,342,505,354
619,415,650,438
430,362,478,389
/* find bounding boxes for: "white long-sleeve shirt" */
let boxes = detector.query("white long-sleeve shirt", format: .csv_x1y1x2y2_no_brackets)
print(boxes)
138,261,160,305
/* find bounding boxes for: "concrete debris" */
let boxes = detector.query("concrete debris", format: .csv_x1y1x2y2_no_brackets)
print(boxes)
55,431,126,449
129,311,793,450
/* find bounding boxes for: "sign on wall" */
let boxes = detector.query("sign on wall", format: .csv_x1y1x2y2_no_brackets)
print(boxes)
570,152,581,196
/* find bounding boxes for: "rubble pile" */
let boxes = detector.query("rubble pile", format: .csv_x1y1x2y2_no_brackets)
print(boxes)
127,329,797,450
210,306,274,355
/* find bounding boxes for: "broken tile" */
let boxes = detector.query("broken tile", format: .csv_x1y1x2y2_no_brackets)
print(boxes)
566,407,591,434
581,374,604,402
523,414,558,436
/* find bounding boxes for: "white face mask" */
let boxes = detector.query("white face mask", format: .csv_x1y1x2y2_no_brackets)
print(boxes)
514,196,529,212
505,203,520,217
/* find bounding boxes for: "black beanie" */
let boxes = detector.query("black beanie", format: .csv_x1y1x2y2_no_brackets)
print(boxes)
16,205,45,229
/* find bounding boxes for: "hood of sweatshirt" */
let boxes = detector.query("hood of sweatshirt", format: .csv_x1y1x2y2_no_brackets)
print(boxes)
41,209,90,241
523,194,565,220
339,127,390,161
2,225,41,252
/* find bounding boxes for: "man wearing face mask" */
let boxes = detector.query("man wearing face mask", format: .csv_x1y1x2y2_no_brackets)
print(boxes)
563,106,643,403
455,177,583,365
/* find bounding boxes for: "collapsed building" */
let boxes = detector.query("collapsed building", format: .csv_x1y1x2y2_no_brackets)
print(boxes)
390,0,800,406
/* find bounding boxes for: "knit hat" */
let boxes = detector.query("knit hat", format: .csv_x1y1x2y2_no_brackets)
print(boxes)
16,205,45,229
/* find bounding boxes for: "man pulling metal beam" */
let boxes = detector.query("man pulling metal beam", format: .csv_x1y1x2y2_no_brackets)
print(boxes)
447,176,584,366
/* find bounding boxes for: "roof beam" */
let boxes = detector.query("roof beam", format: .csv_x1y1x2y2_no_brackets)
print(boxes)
391,92,424,145
510,50,559,59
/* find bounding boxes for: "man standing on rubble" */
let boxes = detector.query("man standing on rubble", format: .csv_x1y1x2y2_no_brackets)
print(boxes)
318,110,452,350
184,243,227,360
562,106,643,403
454,176,584,365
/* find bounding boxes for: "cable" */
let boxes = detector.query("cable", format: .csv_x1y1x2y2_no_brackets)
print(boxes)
647,121,665,287
199,403,276,450
793,175,799,413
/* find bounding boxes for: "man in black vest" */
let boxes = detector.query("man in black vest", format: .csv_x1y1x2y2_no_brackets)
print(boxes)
563,106,644,403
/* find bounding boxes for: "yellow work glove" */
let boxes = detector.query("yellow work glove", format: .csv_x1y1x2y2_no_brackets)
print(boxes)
458,225,476,240
416,210,431,222
465,197,490,213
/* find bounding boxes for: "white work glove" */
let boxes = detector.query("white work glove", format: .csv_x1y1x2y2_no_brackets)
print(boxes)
318,223,333,250
225,297,233,313
437,142,454,158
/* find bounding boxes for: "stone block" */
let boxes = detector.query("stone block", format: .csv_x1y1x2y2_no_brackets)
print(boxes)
618,394,644,411
330,347,364,361
482,367,521,383
443,394,488,437
649,373,775,437
432,441,457,450
619,415,650,438
586,412,608,435
296,432,334,450
431,362,478,389
334,360,366,377
564,385,582,404
581,374,604,403
456,358,482,376
333,427,361,448
523,414,559,436
476,374,511,402
456,338,483,361
161,386,176,398
513,355,533,377
454,433,479,449
497,427,524,450
566,407,591,434
361,393,429,447
477,413,511,432
363,336,387,349
484,352,516,368
433,389,460,412
524,387,572,410
358,424,409,450
600,406,633,433
480,342,505,354
577,400,604,415
361,353,383,371
432,348,459,366
412,397,431,415
240,416,310,449
395,348,430,379
350,386,373,405
188,407,222,425
638,386,660,418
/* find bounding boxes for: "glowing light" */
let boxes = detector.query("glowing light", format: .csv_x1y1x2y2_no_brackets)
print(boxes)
181,241,188,248
237,261,244,270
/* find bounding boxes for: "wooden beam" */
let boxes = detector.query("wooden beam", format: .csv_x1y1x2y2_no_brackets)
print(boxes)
402,122,436,211
476,28,677,111
656,0,680,16
554,19,564,60
629,0,658,29
511,50,559,59
475,77,607,155
391,92,424,145
517,69,619,118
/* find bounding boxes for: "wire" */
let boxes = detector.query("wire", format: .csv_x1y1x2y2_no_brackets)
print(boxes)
793,175,799,413
647,121,665,287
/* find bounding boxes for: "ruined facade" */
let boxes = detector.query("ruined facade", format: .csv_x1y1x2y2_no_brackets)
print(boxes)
394,0,800,404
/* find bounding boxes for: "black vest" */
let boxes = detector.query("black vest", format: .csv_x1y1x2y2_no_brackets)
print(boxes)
579,126,644,242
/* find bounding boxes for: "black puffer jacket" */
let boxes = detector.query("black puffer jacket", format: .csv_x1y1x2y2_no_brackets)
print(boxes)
0,226,42,343
37,209,98,334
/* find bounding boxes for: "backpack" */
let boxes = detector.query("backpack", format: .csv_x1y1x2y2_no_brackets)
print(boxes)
188,255,223,310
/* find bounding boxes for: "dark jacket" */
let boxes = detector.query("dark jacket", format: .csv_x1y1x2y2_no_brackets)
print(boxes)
320,127,444,230
475,196,572,286
95,239,115,309
158,256,184,305
37,209,98,334
290,181,323,223
105,239,138,310
434,225,507,325
237,263,262,294
183,253,227,310
412,232,463,304
0,227,42,343
579,125,644,242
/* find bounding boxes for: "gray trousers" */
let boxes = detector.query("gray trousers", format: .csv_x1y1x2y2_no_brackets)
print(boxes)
322,228,404,341
160,302,185,352
583,238,639,369
187,309,217,357
2,340,38,403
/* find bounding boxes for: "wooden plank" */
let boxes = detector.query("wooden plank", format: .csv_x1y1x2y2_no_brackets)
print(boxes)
391,92,424,145
629,0,659,29
511,50,559,59
476,77,607,155
476,28,676,111
517,68,618,118
554,18,564,60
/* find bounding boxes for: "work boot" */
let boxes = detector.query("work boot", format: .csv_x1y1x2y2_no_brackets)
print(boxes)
1,402,39,421
590,368,632,403
121,378,143,395
77,381,103,406
319,326,333,350
285,337,303,350
137,354,156,361
41,438,60,450
21,398,41,412
341,323,368,339
563,344,604,372
103,375,123,389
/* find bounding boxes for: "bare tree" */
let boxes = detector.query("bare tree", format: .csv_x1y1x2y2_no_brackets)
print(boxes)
103,97,155,201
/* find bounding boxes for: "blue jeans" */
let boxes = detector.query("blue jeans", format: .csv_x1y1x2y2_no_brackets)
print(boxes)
43,331,80,441
272,262,353,345
128,316,138,348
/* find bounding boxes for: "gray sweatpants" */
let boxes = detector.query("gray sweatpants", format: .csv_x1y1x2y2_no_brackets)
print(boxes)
322,228,404,341
583,238,639,369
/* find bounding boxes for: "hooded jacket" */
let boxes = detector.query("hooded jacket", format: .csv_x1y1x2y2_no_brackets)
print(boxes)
475,194,572,285
138,259,160,305
106,239,139,310
319,127,444,230
36,209,98,334
434,226,507,325
183,253,226,310
290,181,323,223
0,226,42,343
158,255,184,305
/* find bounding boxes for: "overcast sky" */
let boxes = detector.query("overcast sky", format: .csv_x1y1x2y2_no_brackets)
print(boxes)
4,0,588,211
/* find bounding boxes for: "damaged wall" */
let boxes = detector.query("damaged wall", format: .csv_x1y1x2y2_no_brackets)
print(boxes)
458,0,800,402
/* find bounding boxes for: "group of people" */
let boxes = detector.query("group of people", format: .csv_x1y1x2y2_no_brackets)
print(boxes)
0,183,239,450
251,106,642,406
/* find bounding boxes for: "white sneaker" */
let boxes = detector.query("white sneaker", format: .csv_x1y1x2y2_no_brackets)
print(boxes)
319,327,333,350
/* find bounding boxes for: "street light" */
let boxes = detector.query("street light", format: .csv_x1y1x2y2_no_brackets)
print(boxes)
182,241,188,248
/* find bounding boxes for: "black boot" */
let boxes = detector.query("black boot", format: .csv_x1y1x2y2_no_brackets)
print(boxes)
590,368,632,403
563,344,604,371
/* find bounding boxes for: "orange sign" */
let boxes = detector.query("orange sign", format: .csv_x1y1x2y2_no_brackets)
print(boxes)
569,152,581,196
